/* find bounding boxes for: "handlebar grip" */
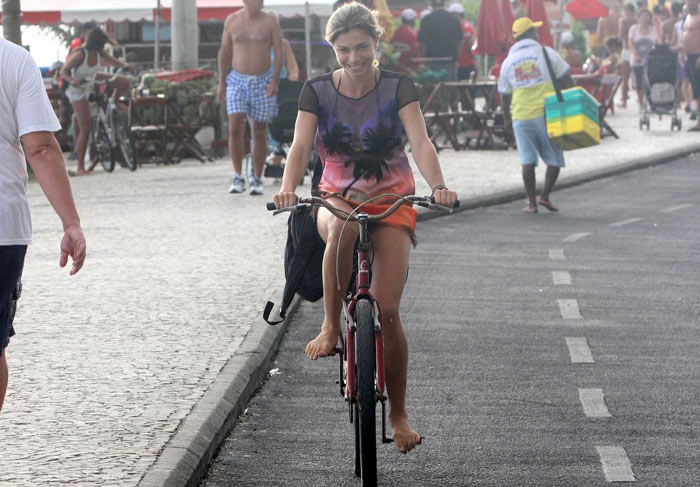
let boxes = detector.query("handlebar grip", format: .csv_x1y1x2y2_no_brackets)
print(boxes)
429,197,460,208
266,202,277,211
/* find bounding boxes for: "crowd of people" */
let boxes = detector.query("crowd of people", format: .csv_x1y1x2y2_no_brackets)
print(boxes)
588,0,700,130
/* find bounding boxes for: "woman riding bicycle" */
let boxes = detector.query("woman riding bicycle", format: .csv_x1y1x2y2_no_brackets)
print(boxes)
60,28,131,176
272,2,457,455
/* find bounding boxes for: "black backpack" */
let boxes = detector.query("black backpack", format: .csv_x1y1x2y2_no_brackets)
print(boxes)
263,158,325,325
263,205,325,325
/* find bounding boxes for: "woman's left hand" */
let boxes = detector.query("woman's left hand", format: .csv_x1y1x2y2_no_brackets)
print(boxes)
432,188,458,208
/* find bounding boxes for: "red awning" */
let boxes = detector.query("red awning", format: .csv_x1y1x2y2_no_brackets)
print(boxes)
567,0,609,20
6,0,243,25
0,0,76,24
159,0,243,22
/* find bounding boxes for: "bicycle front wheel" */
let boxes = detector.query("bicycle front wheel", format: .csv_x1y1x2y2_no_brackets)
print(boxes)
94,117,115,172
355,298,377,486
113,109,137,171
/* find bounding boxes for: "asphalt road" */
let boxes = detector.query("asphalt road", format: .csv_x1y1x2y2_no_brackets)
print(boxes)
204,157,700,486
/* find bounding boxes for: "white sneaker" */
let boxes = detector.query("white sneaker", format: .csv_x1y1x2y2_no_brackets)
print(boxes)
249,177,264,196
228,175,245,194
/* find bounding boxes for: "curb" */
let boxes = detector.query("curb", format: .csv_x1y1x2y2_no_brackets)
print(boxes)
138,295,301,487
138,144,699,487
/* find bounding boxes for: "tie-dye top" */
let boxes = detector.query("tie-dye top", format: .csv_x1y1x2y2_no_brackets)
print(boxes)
298,69,420,203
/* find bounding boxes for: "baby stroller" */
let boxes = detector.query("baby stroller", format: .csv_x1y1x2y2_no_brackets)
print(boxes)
257,79,320,185
639,44,682,131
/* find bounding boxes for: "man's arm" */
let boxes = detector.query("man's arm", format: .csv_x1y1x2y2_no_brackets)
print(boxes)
283,39,300,81
22,131,86,275
217,15,234,103
501,93,512,129
268,16,284,97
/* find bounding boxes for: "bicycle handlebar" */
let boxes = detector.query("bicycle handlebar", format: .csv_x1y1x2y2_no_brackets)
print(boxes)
266,195,459,220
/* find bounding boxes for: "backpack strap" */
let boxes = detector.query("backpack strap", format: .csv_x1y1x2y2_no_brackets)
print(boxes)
542,45,564,103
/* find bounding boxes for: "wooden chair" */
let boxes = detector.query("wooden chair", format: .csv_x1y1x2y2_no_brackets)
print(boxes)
128,96,171,165
596,74,621,139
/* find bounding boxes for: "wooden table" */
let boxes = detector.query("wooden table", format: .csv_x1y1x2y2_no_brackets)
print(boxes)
421,79,511,151
167,93,217,163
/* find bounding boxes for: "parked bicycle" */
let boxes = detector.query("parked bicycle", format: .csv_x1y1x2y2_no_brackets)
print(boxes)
84,68,136,172
267,194,458,485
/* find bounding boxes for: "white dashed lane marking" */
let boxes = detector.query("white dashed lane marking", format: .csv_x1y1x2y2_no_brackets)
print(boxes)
579,388,611,417
609,218,642,228
562,232,591,242
552,271,572,285
565,337,594,363
549,249,566,261
558,299,583,320
660,203,694,213
596,446,637,482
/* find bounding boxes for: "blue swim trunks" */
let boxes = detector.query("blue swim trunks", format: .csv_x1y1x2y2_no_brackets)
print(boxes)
226,68,278,122
512,116,565,168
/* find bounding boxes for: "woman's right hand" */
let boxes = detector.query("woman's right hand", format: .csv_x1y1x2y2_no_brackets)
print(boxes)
273,191,298,209
70,78,81,87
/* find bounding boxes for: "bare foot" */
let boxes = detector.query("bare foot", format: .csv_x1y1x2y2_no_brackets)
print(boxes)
305,326,339,360
537,198,559,212
522,205,538,213
391,417,421,454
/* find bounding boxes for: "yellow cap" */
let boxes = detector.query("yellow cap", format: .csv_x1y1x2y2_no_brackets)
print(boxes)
512,17,543,38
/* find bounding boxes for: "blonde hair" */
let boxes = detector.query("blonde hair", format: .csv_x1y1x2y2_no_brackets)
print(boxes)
325,2,383,45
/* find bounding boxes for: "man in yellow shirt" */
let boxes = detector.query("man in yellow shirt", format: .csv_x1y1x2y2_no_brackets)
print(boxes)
499,18,574,213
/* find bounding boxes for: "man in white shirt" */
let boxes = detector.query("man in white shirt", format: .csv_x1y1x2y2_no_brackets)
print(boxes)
499,18,574,213
0,38,86,414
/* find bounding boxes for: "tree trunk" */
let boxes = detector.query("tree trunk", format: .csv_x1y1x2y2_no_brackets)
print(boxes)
2,0,23,46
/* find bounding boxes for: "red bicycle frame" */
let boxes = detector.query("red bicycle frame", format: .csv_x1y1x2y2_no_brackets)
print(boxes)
342,214,391,442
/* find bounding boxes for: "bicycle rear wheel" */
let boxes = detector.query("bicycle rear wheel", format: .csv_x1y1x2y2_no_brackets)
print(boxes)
93,117,115,172
112,109,137,171
355,298,377,486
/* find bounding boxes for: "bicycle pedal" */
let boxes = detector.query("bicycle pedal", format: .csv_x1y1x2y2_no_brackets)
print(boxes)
333,346,342,354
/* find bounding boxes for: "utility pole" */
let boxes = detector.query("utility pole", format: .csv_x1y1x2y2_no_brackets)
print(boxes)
2,0,22,46
171,0,198,70
154,0,161,70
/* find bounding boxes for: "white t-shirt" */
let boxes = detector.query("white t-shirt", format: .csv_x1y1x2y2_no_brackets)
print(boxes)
0,38,61,245
629,24,659,66
498,39,570,120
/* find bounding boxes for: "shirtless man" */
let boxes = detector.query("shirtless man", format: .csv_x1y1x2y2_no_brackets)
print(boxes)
618,3,638,107
597,5,621,48
683,0,700,131
217,0,283,195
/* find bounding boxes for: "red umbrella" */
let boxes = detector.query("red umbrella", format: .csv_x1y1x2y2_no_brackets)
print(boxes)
567,0,609,20
473,0,508,56
525,0,554,47
500,0,516,48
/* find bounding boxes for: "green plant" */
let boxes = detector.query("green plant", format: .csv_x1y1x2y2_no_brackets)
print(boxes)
572,20,588,58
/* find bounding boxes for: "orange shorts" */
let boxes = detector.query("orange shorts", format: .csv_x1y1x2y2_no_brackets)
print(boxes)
324,195,417,240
